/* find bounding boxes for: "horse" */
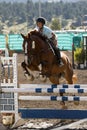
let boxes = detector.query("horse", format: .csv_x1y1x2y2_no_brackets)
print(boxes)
21,32,44,81
21,30,77,84
21,30,77,109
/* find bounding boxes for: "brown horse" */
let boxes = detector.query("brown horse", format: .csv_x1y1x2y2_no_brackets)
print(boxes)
21,30,77,84
21,30,77,109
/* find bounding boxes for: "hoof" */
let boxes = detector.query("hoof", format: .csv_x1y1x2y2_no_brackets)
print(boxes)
24,73,34,81
39,75,47,82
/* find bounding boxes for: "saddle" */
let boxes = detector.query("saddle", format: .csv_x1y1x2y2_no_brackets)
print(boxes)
46,38,63,66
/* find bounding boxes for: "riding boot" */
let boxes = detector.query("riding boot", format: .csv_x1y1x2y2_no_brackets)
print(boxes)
48,39,63,66
53,47,63,66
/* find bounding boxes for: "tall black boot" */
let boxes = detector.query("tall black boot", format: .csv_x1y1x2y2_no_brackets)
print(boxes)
53,47,63,66
48,39,63,66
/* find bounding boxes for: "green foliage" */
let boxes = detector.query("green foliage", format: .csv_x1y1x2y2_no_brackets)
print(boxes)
50,18,61,30
0,1,87,29
74,48,85,64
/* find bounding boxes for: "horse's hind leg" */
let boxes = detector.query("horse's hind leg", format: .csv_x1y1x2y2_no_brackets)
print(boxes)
49,75,67,109
60,66,73,109
65,74,73,84
65,65,73,84
65,67,79,105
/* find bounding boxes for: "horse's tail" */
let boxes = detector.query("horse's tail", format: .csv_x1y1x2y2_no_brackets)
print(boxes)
72,74,77,84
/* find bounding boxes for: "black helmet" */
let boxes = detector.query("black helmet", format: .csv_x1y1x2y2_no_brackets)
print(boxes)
36,17,46,25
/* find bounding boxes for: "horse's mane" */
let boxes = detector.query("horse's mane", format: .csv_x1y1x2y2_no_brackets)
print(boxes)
29,30,48,42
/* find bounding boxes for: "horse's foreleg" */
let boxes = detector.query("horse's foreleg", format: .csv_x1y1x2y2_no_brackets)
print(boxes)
21,62,34,80
21,62,30,75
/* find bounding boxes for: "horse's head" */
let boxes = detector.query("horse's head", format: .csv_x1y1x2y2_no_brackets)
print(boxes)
21,30,52,67
21,32,34,65
21,30,45,52
21,31,42,65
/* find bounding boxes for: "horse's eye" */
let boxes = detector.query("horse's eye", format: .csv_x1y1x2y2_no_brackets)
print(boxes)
32,41,35,49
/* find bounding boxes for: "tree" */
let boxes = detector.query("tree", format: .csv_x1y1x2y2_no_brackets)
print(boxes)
50,18,61,30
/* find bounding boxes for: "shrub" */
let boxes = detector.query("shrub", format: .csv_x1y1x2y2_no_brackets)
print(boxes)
74,48,85,64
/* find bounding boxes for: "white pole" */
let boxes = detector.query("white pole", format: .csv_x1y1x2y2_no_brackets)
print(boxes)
5,34,9,57
39,0,41,17
1,88,87,93
19,96,87,101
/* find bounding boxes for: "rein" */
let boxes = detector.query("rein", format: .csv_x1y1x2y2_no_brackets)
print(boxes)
30,34,55,55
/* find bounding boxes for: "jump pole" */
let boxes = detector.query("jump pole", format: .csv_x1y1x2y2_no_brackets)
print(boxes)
20,84,87,88
1,87,87,93
18,95,87,101
5,34,9,57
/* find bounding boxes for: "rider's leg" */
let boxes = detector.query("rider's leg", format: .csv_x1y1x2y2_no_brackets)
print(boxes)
53,47,63,66
48,38,63,66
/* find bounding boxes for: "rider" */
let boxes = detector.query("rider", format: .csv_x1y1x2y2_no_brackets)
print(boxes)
35,17,63,66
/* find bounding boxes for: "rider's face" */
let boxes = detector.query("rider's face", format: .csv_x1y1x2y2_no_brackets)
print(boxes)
37,22,43,29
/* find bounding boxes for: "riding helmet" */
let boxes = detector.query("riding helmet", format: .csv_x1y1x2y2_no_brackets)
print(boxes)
36,17,46,25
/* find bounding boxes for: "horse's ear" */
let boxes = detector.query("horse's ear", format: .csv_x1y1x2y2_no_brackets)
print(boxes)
21,33,26,39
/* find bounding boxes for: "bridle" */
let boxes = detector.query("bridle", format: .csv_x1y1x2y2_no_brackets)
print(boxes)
23,33,55,65
23,38,33,65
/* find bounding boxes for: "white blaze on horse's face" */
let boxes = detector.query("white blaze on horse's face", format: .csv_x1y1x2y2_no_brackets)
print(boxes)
24,41,28,65
32,41,35,49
